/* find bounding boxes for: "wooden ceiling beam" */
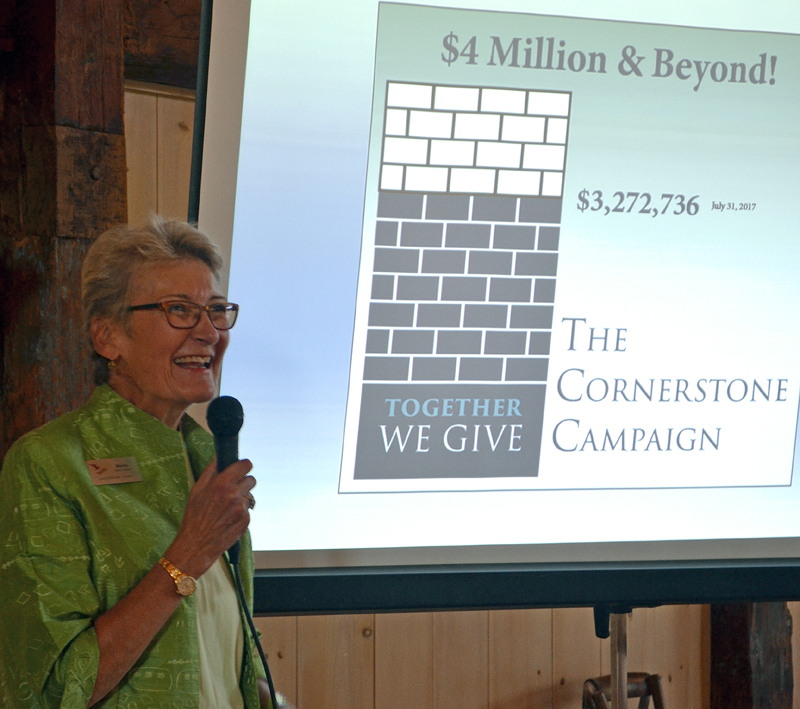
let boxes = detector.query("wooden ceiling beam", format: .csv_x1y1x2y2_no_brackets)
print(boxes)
122,0,201,89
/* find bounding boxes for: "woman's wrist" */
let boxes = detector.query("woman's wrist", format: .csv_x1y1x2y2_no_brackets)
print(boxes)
161,537,212,580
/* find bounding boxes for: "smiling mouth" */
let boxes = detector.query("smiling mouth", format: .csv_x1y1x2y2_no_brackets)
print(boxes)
174,355,212,369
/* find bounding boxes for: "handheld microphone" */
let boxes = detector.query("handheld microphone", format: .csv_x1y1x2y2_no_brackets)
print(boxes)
206,396,277,707
207,395,245,566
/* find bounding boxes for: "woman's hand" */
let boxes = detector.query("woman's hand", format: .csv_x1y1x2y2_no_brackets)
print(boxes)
164,458,256,578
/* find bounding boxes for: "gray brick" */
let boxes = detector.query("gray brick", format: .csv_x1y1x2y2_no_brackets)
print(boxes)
464,304,507,327
519,197,562,223
528,331,552,355
472,196,517,222
515,252,558,276
459,357,503,381
505,358,549,381
369,302,415,327
437,330,482,354
371,275,394,299
490,277,532,302
446,223,491,248
538,226,560,250
422,249,466,274
412,357,457,381
366,329,390,353
375,221,398,246
494,225,537,250
396,276,440,301
374,247,420,273
469,251,512,275
401,222,443,247
417,303,461,327
510,305,554,329
392,330,435,354
485,331,526,354
426,194,470,220
533,278,557,303
441,276,487,301
378,191,423,219
364,357,410,380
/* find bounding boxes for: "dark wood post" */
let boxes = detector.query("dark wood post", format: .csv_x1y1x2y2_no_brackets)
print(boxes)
0,0,127,456
711,602,793,709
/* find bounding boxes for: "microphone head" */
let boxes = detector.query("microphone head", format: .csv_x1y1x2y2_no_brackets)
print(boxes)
207,396,244,437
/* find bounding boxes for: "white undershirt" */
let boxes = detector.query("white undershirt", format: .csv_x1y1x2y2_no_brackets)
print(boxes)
195,556,245,708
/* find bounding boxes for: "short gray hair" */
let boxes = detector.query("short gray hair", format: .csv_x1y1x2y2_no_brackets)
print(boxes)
82,215,224,384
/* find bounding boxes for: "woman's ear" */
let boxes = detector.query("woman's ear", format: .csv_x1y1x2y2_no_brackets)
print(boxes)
90,317,122,362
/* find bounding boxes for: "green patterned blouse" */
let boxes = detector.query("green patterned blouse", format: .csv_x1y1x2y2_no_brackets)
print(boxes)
0,385,263,708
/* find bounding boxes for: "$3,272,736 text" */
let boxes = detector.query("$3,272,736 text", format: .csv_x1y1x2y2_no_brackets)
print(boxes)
577,190,700,217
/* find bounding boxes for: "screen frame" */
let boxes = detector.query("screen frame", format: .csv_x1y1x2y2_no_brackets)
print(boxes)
198,0,800,615
252,558,800,615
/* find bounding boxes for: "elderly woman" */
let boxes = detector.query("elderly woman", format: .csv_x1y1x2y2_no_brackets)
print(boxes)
0,217,272,707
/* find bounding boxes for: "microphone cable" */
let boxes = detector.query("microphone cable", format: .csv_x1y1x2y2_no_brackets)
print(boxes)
207,396,281,707
230,556,280,708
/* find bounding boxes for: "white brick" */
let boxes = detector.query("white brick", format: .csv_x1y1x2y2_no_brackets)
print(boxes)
454,113,500,140
387,82,432,109
408,110,453,138
434,86,479,111
450,168,496,193
527,91,570,116
523,144,565,171
381,165,404,190
541,171,564,196
430,140,474,166
383,137,429,165
481,88,526,114
501,115,545,143
405,166,448,192
497,170,541,196
546,117,568,144
385,109,408,136
476,141,522,168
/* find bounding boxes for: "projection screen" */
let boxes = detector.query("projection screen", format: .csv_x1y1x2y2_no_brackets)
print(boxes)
199,0,800,612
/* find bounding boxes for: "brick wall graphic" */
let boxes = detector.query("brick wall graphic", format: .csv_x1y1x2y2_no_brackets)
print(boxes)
341,81,570,490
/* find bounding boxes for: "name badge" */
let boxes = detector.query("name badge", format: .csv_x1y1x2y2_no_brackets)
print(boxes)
86,457,143,485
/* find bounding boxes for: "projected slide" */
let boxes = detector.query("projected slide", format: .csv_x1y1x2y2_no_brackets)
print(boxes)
339,3,799,492
226,0,800,554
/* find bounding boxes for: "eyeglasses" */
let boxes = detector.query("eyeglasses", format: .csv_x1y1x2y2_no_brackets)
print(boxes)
127,300,239,330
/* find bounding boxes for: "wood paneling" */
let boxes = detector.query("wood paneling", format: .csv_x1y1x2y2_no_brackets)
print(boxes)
489,609,553,709
628,605,708,709
123,82,194,222
254,616,298,706
124,90,158,226
375,612,434,709
156,93,195,220
297,615,375,709
434,611,489,709
553,607,603,709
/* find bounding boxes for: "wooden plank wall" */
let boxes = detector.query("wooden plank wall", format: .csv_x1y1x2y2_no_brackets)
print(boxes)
125,81,197,224
124,82,712,709
254,607,708,709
